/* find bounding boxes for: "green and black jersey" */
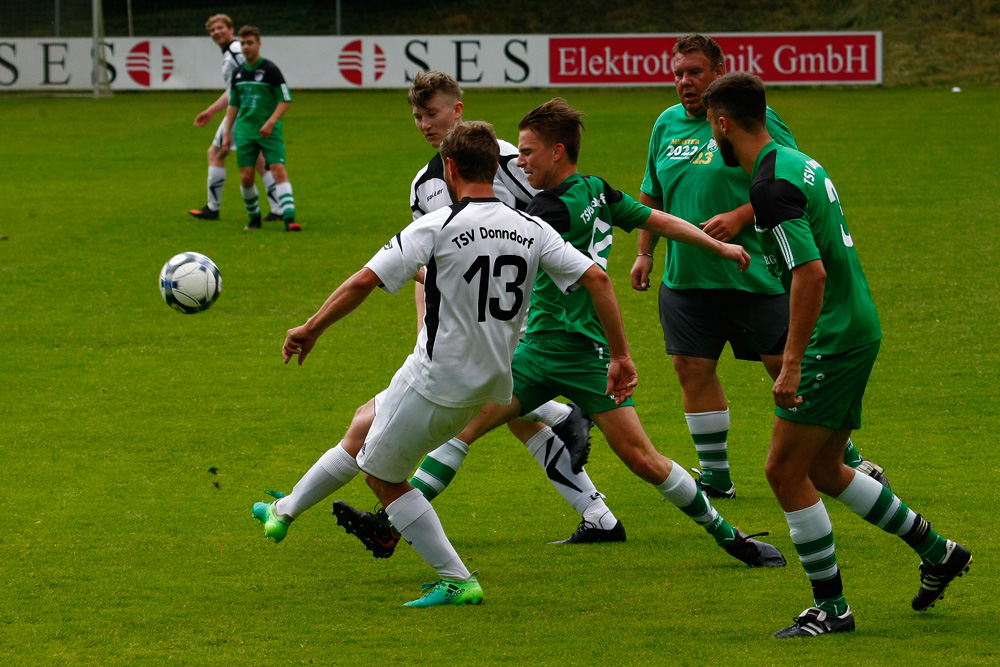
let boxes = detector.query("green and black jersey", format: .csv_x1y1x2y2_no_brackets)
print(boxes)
525,173,650,344
229,58,292,140
750,141,881,354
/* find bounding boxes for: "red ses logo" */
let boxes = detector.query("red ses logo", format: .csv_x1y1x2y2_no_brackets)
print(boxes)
126,41,174,87
338,39,386,86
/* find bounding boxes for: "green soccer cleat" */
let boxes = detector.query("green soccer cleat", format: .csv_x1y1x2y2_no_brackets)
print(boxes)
403,572,484,608
252,490,293,543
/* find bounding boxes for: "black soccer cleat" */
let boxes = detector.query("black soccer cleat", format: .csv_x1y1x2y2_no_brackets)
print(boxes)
244,214,262,230
333,500,401,559
550,519,626,545
725,530,787,568
264,212,282,222
856,458,891,490
772,606,855,638
284,218,301,232
690,467,736,499
912,540,972,611
188,205,219,220
553,403,593,474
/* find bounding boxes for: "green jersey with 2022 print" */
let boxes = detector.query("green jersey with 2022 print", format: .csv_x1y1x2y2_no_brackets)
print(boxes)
525,173,650,344
641,105,795,293
750,141,881,354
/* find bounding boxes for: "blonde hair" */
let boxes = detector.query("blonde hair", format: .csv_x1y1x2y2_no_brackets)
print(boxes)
204,14,233,31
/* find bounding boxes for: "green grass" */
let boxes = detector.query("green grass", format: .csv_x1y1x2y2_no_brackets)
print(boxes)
2,87,998,665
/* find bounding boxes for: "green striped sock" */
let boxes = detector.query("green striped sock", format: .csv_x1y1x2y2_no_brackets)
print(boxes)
786,500,848,615
241,185,260,216
685,410,731,492
837,469,948,566
842,438,863,468
409,438,469,501
657,464,736,547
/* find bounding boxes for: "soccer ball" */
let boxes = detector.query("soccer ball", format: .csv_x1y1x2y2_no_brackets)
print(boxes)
159,252,222,314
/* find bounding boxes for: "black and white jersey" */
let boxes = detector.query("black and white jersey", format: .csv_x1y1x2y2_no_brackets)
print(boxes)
409,138,537,220
366,198,595,408
220,39,244,92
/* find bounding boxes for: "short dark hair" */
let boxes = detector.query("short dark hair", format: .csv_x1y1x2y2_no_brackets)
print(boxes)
672,34,725,69
702,72,767,132
439,121,499,184
518,97,585,164
408,70,463,109
237,25,261,41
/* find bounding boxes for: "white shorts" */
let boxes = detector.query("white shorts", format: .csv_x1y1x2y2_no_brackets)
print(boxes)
212,117,234,149
357,370,483,483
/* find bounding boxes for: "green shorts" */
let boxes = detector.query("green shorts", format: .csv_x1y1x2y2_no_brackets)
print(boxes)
512,332,634,417
777,340,881,430
235,129,286,168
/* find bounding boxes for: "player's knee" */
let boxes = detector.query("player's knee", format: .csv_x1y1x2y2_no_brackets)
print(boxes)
671,355,715,388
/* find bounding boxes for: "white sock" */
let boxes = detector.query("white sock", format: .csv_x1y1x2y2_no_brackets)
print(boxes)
386,488,470,580
275,443,359,519
207,166,226,210
275,181,294,219
524,427,618,530
261,169,282,215
521,401,572,427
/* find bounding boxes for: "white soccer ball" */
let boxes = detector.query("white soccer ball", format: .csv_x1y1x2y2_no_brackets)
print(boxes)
159,252,222,314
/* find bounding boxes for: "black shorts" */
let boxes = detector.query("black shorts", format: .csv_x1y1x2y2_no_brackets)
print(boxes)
658,285,789,361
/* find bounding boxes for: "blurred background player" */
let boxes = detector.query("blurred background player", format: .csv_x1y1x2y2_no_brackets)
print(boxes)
221,26,299,231
631,34,886,499
188,14,283,222
703,72,970,637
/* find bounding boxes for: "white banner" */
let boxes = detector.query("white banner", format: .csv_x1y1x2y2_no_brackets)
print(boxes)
0,32,882,92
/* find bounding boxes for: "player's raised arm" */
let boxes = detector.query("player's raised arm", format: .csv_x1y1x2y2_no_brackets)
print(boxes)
283,268,382,365
640,209,750,271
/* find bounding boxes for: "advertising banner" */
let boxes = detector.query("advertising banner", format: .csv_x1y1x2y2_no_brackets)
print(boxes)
0,32,881,92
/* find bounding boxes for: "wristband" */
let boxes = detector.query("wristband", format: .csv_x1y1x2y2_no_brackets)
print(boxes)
637,253,654,258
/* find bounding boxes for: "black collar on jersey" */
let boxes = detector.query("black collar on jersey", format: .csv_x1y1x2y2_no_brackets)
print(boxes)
459,197,501,203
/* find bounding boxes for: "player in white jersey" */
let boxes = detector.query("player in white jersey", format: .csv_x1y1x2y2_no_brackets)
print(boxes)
188,14,281,221
387,70,627,547
251,122,637,606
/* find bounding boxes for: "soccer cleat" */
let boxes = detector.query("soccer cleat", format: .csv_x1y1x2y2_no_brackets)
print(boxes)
912,540,972,611
856,458,891,489
553,403,593,474
252,490,292,543
333,500,401,559
244,214,262,230
690,467,736,499
550,519,626,544
772,606,855,638
725,530,787,568
284,218,301,232
264,212,282,222
188,205,219,220
403,572,483,607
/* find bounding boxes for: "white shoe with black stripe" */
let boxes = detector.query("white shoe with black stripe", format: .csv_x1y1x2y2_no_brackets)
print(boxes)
772,606,855,638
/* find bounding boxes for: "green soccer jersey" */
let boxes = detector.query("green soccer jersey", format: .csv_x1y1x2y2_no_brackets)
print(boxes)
641,104,795,293
524,173,650,344
229,58,292,140
750,141,882,354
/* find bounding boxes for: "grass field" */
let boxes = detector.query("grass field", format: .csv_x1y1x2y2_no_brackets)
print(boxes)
2,86,998,665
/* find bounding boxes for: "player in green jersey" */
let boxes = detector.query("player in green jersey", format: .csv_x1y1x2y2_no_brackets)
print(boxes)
632,35,885,499
332,98,787,569
222,26,299,231
703,72,971,638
